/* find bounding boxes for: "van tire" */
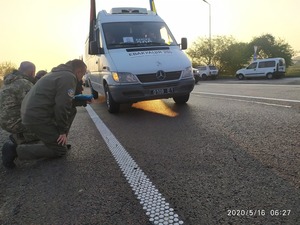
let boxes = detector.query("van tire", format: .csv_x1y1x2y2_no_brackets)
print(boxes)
173,94,190,104
202,74,207,80
266,73,273,79
105,84,120,113
89,80,99,99
237,74,244,80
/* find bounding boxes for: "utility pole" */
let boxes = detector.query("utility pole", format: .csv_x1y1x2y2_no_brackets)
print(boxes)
203,0,211,64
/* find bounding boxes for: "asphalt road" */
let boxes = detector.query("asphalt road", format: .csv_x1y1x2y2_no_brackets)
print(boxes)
1,78,299,225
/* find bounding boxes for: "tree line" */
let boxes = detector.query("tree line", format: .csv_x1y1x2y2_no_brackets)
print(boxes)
186,33,295,75
0,33,296,84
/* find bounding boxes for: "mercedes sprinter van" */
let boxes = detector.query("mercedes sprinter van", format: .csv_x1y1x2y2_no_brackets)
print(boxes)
85,5,194,113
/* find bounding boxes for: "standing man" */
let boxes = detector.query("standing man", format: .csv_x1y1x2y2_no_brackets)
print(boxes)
0,61,38,168
2,59,87,168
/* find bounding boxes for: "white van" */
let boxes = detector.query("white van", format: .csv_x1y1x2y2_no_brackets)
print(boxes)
85,7,195,113
236,58,286,80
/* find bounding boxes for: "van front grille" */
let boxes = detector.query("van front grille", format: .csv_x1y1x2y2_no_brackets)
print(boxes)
136,71,181,83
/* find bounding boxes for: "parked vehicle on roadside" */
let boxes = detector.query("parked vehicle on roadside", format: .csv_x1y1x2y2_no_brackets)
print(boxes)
236,57,286,80
193,68,200,84
197,65,219,80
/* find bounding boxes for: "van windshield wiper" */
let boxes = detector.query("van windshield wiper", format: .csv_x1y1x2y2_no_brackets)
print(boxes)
108,42,169,49
145,42,167,46
120,42,144,47
107,42,143,48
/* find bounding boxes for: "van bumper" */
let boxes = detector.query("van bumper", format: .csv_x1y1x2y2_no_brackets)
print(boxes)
108,78,195,103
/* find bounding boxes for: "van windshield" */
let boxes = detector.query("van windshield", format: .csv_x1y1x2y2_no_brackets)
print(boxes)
102,22,177,49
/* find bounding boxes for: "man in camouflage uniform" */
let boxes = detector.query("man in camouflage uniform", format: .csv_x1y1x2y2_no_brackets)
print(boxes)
0,61,38,168
0,61,36,136
11,59,87,167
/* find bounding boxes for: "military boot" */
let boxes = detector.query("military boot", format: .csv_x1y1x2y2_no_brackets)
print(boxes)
2,141,18,169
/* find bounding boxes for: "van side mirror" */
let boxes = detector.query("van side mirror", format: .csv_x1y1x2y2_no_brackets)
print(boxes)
89,40,104,55
181,38,187,50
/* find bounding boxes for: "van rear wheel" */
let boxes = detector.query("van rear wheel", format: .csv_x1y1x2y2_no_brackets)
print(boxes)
173,94,190,104
266,73,273,79
104,84,120,113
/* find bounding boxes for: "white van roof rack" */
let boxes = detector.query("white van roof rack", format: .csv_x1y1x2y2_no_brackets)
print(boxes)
110,7,148,14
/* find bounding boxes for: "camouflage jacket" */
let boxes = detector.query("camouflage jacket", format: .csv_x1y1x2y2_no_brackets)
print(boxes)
0,70,36,133
21,64,77,134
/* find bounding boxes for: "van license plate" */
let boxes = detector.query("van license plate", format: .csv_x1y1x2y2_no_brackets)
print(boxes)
151,87,174,95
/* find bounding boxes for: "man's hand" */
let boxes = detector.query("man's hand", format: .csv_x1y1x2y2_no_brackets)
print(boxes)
57,134,67,146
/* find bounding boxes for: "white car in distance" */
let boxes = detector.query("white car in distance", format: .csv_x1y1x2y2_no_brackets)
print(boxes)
197,65,219,80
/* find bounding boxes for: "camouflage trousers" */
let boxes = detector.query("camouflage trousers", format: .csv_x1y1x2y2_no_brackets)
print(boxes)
16,107,77,160
0,119,39,144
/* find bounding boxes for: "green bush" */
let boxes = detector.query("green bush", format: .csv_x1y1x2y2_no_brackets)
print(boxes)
286,63,300,77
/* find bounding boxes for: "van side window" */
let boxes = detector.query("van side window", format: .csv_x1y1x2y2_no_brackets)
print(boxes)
160,26,173,45
278,59,285,66
258,61,275,68
247,62,257,69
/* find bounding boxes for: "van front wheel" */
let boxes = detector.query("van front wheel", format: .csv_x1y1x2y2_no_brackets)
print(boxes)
173,94,190,104
266,73,273,79
237,74,244,80
104,84,120,113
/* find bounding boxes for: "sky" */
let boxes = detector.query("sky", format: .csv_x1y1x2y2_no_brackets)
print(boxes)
0,0,299,72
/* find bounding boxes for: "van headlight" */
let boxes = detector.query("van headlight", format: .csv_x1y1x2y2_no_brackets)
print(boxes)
112,72,139,83
181,66,193,79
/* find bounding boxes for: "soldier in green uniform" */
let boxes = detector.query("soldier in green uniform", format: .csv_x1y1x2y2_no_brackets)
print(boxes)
0,61,38,168
0,61,36,136
1,59,87,168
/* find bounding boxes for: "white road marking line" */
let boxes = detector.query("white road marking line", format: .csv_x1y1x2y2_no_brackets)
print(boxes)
204,96,292,108
85,105,184,225
193,91,300,103
199,83,300,88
